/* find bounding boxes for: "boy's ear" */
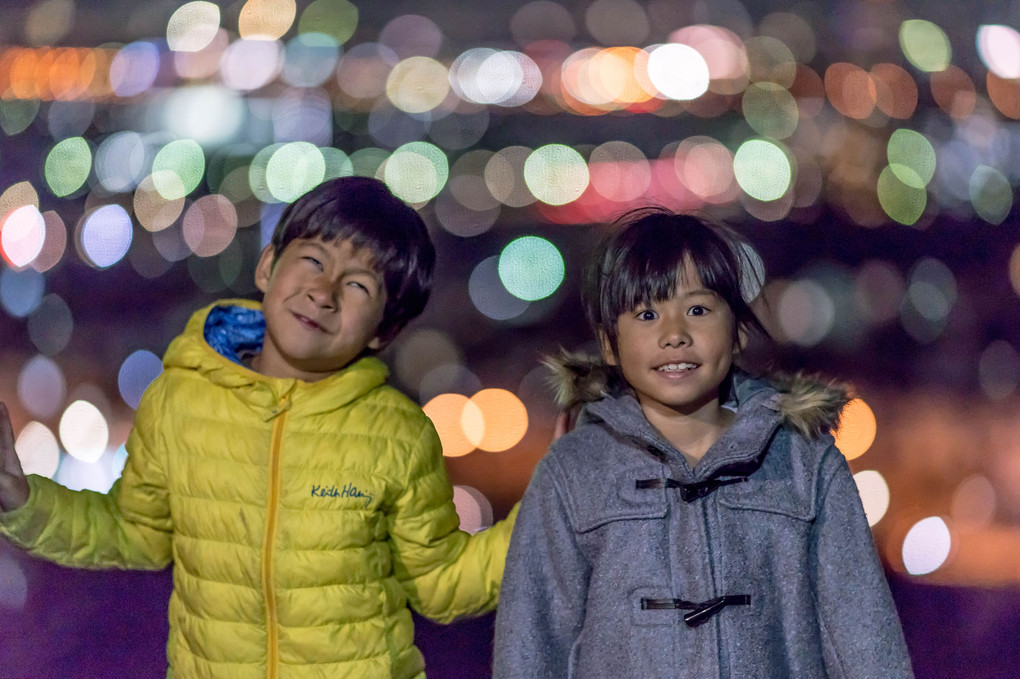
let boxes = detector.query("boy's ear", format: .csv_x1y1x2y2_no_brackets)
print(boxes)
599,331,618,366
254,245,275,293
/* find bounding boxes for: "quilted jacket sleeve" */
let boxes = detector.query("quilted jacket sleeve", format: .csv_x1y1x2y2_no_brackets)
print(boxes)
812,445,914,678
386,416,518,623
0,380,173,570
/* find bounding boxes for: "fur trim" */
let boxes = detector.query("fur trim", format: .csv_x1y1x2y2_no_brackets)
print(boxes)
543,349,853,440
769,372,853,438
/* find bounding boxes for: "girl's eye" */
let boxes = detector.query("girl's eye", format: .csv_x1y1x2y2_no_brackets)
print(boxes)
637,309,657,321
688,305,708,316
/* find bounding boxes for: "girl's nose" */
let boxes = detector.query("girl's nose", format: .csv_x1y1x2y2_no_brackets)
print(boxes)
659,320,690,348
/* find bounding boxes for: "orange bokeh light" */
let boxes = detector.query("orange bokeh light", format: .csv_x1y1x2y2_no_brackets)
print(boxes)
832,398,877,461
465,388,529,453
423,393,479,458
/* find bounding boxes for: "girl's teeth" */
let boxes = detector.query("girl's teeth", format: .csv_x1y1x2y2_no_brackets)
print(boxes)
658,363,695,372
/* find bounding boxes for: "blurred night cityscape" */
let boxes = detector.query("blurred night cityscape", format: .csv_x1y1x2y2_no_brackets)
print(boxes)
1,0,1020,676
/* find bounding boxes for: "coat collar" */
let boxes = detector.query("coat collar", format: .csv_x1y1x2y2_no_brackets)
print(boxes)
584,374,784,481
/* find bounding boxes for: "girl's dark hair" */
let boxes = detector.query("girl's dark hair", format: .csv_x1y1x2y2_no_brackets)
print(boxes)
583,208,768,357
270,176,435,343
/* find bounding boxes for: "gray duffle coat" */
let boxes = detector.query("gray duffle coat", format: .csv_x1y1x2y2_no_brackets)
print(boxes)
493,365,913,678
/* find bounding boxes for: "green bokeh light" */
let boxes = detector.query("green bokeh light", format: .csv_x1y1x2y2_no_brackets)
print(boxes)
969,165,1012,225
887,129,936,188
299,0,358,44
0,98,40,136
498,236,565,301
523,144,589,206
321,147,354,180
384,142,449,203
899,20,952,72
152,139,205,199
44,137,92,197
877,166,927,225
266,142,326,203
741,83,799,140
733,139,792,201
249,143,284,202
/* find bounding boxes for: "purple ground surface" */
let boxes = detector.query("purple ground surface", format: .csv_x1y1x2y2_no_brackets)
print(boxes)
0,550,1018,678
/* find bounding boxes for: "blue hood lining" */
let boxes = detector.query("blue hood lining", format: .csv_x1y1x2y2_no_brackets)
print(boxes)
204,305,265,366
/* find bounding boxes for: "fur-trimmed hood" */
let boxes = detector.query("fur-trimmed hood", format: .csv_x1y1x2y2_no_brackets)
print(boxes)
543,349,852,439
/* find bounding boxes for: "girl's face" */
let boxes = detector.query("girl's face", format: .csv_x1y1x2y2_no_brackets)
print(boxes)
602,258,740,425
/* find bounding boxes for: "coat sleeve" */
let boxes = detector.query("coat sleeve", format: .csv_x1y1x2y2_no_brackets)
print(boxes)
0,381,173,570
386,417,518,623
812,445,914,678
492,454,589,679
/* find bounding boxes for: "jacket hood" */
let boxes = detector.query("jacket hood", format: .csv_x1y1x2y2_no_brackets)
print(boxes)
543,349,852,439
162,299,388,417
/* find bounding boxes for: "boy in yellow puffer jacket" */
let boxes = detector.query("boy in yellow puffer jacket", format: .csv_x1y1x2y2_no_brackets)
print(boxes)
0,176,517,679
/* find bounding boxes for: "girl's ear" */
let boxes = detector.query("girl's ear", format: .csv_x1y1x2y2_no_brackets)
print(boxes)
735,326,749,355
599,331,619,366
254,245,275,293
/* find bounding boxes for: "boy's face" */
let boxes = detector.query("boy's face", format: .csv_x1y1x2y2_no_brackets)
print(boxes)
602,258,739,424
253,237,387,382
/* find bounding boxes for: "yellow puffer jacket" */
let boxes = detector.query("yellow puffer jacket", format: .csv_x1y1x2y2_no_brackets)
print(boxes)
0,299,516,678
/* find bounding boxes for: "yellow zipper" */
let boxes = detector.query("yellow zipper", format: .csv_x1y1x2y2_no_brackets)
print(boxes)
263,409,286,679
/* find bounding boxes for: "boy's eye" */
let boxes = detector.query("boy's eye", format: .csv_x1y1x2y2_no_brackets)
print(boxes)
347,280,370,293
302,256,323,269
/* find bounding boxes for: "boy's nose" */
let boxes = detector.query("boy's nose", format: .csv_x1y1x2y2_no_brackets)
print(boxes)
307,281,338,309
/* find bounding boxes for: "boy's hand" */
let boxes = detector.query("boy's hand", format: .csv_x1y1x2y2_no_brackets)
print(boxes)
0,403,29,512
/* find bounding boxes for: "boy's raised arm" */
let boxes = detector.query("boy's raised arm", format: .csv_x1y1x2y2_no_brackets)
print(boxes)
0,403,29,513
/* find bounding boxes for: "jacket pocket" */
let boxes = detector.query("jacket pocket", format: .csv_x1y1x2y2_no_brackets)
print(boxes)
716,478,816,522
561,463,668,534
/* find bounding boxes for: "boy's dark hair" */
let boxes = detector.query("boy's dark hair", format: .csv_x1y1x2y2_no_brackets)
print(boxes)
584,208,768,357
270,176,436,343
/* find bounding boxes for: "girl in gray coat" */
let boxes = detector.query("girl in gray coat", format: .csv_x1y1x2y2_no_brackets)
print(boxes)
493,210,913,678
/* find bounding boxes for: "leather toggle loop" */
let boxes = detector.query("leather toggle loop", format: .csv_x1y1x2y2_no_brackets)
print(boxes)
635,477,747,502
640,595,751,627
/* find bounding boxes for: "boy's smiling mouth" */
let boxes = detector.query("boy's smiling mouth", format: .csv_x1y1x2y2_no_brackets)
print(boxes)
293,312,328,332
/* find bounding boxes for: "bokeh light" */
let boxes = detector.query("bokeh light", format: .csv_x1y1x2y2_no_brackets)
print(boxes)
266,142,326,203
384,141,449,203
464,389,529,452
832,398,877,461
1,205,46,268
949,475,997,528
774,279,835,346
44,137,91,197
17,354,66,419
899,20,952,72
452,485,493,534
977,25,1020,79
733,139,791,201
14,421,61,478
27,293,74,356
58,399,109,464
853,469,890,527
117,350,164,410
647,43,710,100
166,2,221,52
469,256,530,321
80,204,133,268
423,393,479,458
498,236,565,302
902,516,953,576
0,266,45,318
524,144,589,205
